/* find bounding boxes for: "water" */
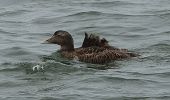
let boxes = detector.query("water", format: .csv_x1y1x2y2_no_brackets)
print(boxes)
0,0,170,100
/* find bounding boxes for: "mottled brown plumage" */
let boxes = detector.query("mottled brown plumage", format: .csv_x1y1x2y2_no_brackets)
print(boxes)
44,30,139,64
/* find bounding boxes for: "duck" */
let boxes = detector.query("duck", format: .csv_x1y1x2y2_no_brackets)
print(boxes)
44,30,139,64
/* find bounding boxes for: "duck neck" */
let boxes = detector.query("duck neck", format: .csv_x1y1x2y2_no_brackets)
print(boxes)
60,44,74,52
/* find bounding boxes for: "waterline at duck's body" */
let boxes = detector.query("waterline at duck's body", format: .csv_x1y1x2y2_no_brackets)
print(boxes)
44,30,139,64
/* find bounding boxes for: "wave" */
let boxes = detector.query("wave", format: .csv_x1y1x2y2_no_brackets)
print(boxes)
101,76,158,83
0,9,31,16
123,71,170,78
148,43,170,51
111,96,170,100
0,29,17,34
1,47,31,56
66,11,108,17
0,81,22,87
146,9,170,16
65,11,156,18
76,1,140,7
31,17,58,24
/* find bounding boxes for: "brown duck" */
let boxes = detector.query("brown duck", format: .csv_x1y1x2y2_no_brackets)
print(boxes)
44,30,139,64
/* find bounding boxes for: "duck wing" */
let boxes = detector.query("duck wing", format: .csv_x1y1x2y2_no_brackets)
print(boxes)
75,47,133,64
81,33,126,50
82,33,100,48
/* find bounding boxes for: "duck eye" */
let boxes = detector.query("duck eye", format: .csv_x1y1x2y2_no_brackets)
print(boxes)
54,33,61,36
57,34,63,37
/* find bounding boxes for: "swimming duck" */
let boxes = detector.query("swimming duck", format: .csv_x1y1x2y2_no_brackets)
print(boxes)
44,30,138,64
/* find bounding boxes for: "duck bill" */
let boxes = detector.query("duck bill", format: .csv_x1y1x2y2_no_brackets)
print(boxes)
42,40,51,44
42,36,55,44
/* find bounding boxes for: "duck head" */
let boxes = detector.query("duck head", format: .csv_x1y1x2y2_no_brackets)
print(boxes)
45,30,74,51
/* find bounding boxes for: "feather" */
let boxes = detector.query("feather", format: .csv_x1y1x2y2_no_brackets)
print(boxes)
45,30,139,64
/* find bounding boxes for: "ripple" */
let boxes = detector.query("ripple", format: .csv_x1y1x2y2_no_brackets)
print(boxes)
0,81,22,87
32,17,58,24
0,9,30,16
0,62,33,73
147,9,170,15
66,11,108,17
101,76,157,83
0,67,20,72
140,43,170,54
148,43,170,52
76,1,141,7
1,47,31,56
65,11,155,18
0,29,17,34
112,96,170,100
159,31,170,36
40,97,60,100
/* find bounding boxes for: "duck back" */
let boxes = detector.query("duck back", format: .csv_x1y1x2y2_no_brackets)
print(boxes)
76,47,132,64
